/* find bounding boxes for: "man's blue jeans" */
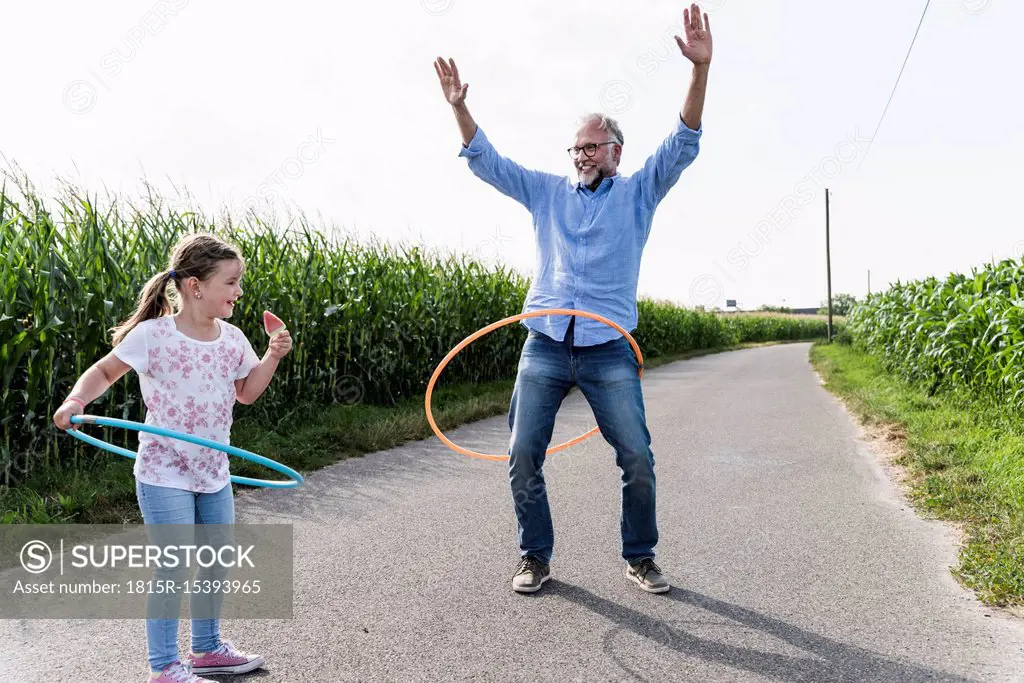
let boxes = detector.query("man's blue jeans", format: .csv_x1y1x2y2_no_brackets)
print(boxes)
508,319,657,565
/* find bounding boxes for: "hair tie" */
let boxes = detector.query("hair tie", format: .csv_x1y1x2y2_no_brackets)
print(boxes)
168,269,177,279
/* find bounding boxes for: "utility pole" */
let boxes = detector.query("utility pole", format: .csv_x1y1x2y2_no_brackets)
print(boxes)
867,269,871,296
825,189,833,342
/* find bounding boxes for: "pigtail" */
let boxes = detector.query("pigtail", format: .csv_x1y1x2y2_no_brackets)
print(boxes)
110,270,176,346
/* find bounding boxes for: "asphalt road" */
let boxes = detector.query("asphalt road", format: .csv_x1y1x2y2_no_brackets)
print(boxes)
3,343,1023,682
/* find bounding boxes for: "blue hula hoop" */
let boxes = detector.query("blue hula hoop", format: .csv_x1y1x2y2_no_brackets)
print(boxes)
68,415,304,489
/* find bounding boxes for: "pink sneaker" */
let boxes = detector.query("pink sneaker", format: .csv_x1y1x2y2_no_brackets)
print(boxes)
188,640,265,676
149,661,215,682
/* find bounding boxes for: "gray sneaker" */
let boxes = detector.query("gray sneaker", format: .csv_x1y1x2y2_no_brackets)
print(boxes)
626,558,670,593
512,555,550,593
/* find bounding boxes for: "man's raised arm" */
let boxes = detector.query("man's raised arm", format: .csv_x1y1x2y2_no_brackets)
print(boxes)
435,57,478,146
676,4,712,130
633,3,713,209
434,56,550,211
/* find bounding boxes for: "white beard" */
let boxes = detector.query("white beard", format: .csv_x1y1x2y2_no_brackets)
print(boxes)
578,164,603,186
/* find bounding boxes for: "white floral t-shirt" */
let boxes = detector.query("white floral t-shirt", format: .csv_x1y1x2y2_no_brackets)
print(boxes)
113,316,261,493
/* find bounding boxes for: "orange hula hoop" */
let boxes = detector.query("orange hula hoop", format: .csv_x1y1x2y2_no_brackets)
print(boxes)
424,308,645,462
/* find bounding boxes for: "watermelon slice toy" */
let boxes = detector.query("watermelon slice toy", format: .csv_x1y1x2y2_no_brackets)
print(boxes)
263,311,287,338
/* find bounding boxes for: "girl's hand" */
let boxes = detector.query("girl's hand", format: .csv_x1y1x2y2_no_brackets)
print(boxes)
53,400,83,431
268,330,293,360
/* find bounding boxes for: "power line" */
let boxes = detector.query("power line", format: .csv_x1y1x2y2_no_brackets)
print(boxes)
858,0,932,170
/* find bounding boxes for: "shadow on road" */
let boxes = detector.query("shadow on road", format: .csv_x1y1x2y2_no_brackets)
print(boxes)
550,582,977,683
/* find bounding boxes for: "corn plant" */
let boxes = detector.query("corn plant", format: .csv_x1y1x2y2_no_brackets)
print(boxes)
848,258,1024,405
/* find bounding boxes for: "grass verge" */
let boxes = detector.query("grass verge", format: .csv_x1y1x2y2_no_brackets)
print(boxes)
1,340,810,525
811,342,1024,609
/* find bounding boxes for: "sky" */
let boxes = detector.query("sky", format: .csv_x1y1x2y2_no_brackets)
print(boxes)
3,0,1021,310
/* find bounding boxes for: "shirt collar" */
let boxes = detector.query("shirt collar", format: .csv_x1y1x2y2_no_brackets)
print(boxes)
569,173,620,193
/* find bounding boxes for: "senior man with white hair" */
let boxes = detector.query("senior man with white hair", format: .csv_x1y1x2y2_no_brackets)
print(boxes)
434,3,712,594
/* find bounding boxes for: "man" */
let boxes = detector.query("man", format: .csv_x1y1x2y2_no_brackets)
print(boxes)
434,4,712,594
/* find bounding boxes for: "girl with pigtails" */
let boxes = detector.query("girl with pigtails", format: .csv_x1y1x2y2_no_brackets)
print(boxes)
54,233,291,682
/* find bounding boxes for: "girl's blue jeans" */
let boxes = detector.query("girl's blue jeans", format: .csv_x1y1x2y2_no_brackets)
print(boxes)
136,480,234,672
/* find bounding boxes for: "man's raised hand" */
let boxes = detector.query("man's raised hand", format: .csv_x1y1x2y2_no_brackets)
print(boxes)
434,57,469,106
675,3,713,67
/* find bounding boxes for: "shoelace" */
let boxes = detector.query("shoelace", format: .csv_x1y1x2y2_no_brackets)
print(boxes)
516,556,542,576
633,558,661,581
163,662,197,682
210,640,248,660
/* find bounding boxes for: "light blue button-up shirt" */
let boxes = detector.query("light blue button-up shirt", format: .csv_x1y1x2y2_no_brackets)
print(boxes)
458,116,701,346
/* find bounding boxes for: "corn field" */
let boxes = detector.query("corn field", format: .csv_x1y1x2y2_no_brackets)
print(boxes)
848,258,1024,404
1,177,830,486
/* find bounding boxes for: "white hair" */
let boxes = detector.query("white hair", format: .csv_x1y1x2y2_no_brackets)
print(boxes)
575,113,624,146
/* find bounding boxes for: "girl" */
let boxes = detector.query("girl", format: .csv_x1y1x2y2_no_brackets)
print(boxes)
53,233,292,682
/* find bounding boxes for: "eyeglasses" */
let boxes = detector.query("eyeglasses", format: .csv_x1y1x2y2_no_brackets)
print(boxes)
567,141,618,160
